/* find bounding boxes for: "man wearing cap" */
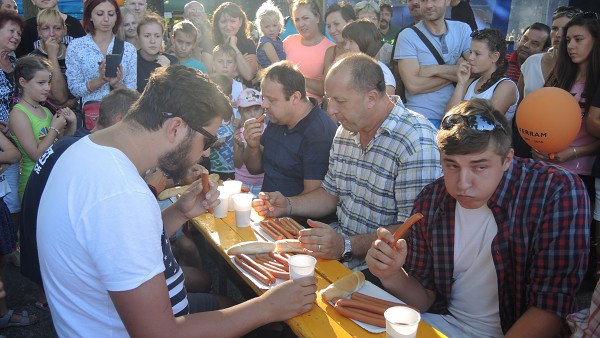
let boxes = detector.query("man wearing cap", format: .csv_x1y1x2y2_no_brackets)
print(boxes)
234,88,265,197
243,61,336,197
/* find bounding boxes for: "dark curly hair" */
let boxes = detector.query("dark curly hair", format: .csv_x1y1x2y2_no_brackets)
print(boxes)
470,29,508,93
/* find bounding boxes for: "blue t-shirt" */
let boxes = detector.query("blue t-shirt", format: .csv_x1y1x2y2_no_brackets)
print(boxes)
394,20,471,120
260,99,336,196
179,57,208,74
257,36,286,68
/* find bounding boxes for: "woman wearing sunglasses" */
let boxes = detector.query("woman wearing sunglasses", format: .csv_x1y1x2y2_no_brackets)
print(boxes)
533,13,600,177
446,28,518,121
518,6,583,100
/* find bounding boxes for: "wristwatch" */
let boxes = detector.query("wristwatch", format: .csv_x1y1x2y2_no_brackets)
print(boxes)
341,236,353,262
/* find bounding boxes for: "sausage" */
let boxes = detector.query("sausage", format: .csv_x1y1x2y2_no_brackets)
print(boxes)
333,304,386,328
201,172,213,213
263,260,288,271
268,220,294,239
351,292,406,309
263,199,273,210
256,113,267,123
286,217,305,231
241,186,250,193
279,218,299,236
269,252,289,266
258,221,283,241
260,264,290,279
234,255,272,286
335,298,388,315
237,254,276,284
392,213,424,242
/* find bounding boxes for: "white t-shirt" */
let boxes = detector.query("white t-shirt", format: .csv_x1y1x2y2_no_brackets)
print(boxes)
38,136,165,338
464,77,519,121
520,52,545,98
448,203,503,338
378,61,397,89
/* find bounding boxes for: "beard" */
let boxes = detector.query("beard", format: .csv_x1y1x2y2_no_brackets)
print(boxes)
158,133,196,184
380,19,389,29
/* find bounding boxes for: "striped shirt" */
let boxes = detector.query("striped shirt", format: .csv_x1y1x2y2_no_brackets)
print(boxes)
322,104,442,270
505,52,521,83
161,230,189,316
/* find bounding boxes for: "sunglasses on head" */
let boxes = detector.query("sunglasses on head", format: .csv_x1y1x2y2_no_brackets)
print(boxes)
162,112,217,151
441,113,507,134
553,6,584,18
574,11,599,20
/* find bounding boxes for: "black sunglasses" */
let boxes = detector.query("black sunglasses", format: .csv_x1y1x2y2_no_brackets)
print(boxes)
553,6,584,18
162,112,217,151
441,113,507,134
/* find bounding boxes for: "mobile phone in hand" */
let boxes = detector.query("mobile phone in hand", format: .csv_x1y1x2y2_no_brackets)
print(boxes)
105,54,121,78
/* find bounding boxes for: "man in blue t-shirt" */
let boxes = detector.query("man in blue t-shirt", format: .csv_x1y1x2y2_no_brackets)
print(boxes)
242,61,336,197
394,0,471,128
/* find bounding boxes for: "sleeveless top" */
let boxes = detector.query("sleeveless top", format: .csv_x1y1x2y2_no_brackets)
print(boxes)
257,36,286,68
11,103,53,199
464,77,519,121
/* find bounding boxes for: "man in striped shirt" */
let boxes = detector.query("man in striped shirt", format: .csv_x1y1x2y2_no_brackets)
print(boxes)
255,54,442,272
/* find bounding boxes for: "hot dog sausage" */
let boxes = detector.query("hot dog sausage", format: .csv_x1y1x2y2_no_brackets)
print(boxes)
256,114,267,123
392,213,424,242
351,292,406,309
333,304,386,328
269,252,289,266
258,221,283,241
201,172,213,213
335,298,388,315
268,220,294,239
234,255,272,286
237,254,276,284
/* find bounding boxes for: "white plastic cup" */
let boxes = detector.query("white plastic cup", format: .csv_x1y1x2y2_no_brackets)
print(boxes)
223,180,243,211
384,306,421,338
288,254,317,279
213,186,229,218
232,193,253,227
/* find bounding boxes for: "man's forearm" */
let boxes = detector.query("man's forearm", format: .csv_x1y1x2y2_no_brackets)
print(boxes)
243,145,263,174
289,187,338,218
504,307,564,338
380,269,436,312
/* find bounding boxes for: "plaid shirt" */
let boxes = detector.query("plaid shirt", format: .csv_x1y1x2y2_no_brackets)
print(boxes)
406,157,590,334
568,279,600,337
322,104,442,270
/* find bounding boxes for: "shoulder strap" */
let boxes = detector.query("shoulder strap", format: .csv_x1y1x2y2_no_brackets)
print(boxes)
111,37,124,55
410,26,445,65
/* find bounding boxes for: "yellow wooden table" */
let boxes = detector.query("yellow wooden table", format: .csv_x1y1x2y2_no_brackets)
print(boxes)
191,211,446,338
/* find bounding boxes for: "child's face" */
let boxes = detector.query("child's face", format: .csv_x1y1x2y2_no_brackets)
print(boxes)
239,105,263,123
139,22,163,58
213,53,237,77
172,31,195,59
260,18,281,40
20,70,51,102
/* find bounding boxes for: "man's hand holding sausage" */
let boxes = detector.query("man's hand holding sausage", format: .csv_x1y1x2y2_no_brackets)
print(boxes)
242,116,264,149
252,191,287,217
365,227,408,281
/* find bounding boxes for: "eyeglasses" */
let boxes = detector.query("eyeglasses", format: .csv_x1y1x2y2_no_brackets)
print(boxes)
441,113,506,134
553,6,583,18
162,112,217,151
354,0,380,14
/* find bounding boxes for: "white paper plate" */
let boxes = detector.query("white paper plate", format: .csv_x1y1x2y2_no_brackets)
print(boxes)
328,280,405,333
230,256,287,290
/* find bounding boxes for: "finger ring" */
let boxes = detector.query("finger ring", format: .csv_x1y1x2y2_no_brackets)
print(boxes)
317,244,321,252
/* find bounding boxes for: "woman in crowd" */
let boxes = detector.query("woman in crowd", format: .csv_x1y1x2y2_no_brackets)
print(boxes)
0,10,23,251
66,0,137,107
446,29,518,120
284,0,334,105
118,7,140,49
518,6,583,100
353,0,393,67
136,12,178,92
534,13,600,185
341,20,395,95
323,1,355,75
29,8,77,111
211,2,257,82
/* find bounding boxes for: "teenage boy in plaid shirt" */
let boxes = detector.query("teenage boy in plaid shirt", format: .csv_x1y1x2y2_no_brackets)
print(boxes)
367,98,590,337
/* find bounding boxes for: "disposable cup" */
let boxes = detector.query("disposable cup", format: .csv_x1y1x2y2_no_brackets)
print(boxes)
288,254,317,279
213,186,229,218
384,306,421,338
232,193,253,227
223,180,243,211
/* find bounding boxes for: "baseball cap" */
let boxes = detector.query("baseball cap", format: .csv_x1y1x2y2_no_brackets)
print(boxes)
237,88,263,108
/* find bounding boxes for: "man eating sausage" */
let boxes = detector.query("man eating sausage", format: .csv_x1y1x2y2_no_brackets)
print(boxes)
366,98,589,337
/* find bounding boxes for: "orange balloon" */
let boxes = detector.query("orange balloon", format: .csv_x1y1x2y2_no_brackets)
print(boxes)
516,87,581,154
116,0,125,6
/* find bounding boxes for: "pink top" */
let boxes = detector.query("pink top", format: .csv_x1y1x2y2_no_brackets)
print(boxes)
558,82,597,176
283,34,334,104
235,128,264,185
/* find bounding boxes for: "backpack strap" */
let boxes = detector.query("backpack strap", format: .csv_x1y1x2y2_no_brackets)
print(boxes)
111,37,124,55
410,26,445,66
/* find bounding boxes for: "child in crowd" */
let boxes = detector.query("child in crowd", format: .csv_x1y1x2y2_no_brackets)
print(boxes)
255,0,286,68
171,20,207,73
212,44,244,110
9,56,76,200
234,88,265,197
208,73,236,181
137,12,178,92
